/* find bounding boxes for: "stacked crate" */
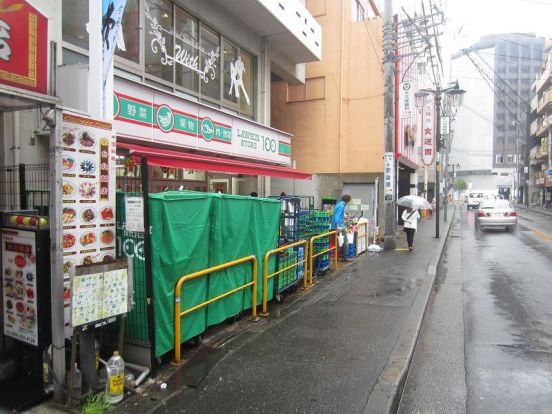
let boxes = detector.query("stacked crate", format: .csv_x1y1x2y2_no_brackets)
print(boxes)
312,211,331,273
277,248,298,290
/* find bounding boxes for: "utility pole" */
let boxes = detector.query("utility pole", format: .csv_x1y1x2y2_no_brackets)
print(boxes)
435,92,442,238
383,0,396,250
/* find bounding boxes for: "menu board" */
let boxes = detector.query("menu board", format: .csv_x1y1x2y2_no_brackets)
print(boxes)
2,229,38,345
61,113,116,333
71,263,130,327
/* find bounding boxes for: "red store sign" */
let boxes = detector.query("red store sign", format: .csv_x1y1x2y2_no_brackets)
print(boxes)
0,0,48,94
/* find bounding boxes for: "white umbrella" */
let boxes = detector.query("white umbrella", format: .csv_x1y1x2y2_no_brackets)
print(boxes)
396,195,433,210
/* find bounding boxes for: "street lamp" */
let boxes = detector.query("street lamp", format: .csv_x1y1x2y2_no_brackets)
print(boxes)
415,81,466,238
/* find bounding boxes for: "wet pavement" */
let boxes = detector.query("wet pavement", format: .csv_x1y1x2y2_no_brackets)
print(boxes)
110,211,451,414
398,205,552,414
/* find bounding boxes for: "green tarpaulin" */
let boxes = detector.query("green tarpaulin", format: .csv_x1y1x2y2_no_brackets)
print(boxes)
149,191,280,358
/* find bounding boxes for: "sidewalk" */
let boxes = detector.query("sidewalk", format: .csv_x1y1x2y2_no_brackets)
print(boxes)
515,204,552,217
105,210,453,414
26,211,452,414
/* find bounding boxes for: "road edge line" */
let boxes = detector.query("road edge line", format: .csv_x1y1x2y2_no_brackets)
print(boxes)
363,205,455,414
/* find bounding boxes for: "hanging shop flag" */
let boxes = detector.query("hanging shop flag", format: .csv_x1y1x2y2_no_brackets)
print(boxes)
421,95,435,166
102,0,128,85
0,0,48,94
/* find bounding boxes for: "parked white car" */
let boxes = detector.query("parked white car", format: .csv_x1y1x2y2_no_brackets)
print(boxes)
467,192,484,209
475,199,518,232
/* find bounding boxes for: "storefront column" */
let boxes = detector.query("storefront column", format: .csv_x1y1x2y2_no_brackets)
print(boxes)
49,108,65,402
410,171,417,195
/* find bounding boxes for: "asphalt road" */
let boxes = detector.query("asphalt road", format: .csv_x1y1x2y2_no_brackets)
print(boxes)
398,205,552,414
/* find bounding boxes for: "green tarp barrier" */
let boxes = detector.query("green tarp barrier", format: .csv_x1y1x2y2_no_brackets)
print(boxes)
149,191,280,358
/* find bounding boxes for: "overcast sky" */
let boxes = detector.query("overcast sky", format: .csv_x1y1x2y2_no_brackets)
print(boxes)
440,0,552,54
377,0,552,80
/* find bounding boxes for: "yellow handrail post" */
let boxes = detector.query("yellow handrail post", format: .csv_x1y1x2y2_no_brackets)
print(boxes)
262,252,270,316
334,231,338,270
261,240,309,316
251,256,258,321
308,230,338,286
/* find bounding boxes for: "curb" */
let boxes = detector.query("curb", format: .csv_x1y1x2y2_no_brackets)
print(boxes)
514,205,552,218
363,206,455,414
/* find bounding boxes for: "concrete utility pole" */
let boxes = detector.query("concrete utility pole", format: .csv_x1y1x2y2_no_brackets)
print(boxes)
383,0,396,250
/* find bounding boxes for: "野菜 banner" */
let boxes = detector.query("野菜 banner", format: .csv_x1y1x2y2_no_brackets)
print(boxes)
60,113,116,332
113,79,292,165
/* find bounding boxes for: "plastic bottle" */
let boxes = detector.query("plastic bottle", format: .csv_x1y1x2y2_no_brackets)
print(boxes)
73,363,82,402
105,351,125,404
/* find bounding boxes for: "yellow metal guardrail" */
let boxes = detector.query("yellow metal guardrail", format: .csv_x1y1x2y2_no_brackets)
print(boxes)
308,230,338,285
261,240,309,316
174,255,258,363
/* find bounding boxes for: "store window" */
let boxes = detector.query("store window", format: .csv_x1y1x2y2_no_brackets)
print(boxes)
200,26,221,101
174,7,199,93
62,0,89,50
145,0,174,83
351,0,365,22
116,0,140,63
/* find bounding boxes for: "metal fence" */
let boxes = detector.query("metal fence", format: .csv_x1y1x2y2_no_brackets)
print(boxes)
115,157,156,372
0,163,50,215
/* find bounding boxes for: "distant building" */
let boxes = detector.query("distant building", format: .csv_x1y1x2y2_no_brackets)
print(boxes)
451,33,545,201
529,40,552,207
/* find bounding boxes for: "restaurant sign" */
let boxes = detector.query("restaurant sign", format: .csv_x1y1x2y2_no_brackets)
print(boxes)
421,95,435,166
113,79,291,165
0,0,48,94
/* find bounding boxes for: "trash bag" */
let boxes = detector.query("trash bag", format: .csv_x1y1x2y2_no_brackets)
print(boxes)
338,233,345,247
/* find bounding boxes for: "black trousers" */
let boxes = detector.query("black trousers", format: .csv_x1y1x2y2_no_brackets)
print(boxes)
404,227,415,248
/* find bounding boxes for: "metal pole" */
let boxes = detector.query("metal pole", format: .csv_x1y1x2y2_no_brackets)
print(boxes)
50,108,65,402
383,0,396,250
443,150,448,222
435,92,441,238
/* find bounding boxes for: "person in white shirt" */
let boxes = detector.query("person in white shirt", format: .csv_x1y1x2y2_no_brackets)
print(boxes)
401,207,420,251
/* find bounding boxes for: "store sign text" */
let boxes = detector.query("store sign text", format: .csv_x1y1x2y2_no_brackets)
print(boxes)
0,1,48,94
237,129,277,153
421,97,435,166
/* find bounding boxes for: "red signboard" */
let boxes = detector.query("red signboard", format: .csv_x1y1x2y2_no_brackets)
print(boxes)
0,1,48,94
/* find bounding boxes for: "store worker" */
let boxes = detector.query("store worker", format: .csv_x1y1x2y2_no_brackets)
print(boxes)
332,194,352,261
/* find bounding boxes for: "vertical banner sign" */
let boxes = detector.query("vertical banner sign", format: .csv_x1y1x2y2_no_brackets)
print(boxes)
60,113,116,335
102,0,127,85
0,1,48,94
422,95,435,166
384,152,395,202
399,82,414,119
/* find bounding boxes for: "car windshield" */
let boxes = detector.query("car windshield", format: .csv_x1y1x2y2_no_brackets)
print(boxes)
469,193,483,198
480,200,512,209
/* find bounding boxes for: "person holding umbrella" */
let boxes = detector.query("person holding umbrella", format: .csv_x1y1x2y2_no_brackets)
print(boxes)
401,207,420,251
397,195,430,252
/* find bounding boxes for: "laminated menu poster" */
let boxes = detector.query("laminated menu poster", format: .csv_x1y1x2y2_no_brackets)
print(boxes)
2,230,38,345
71,263,130,327
61,113,117,333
